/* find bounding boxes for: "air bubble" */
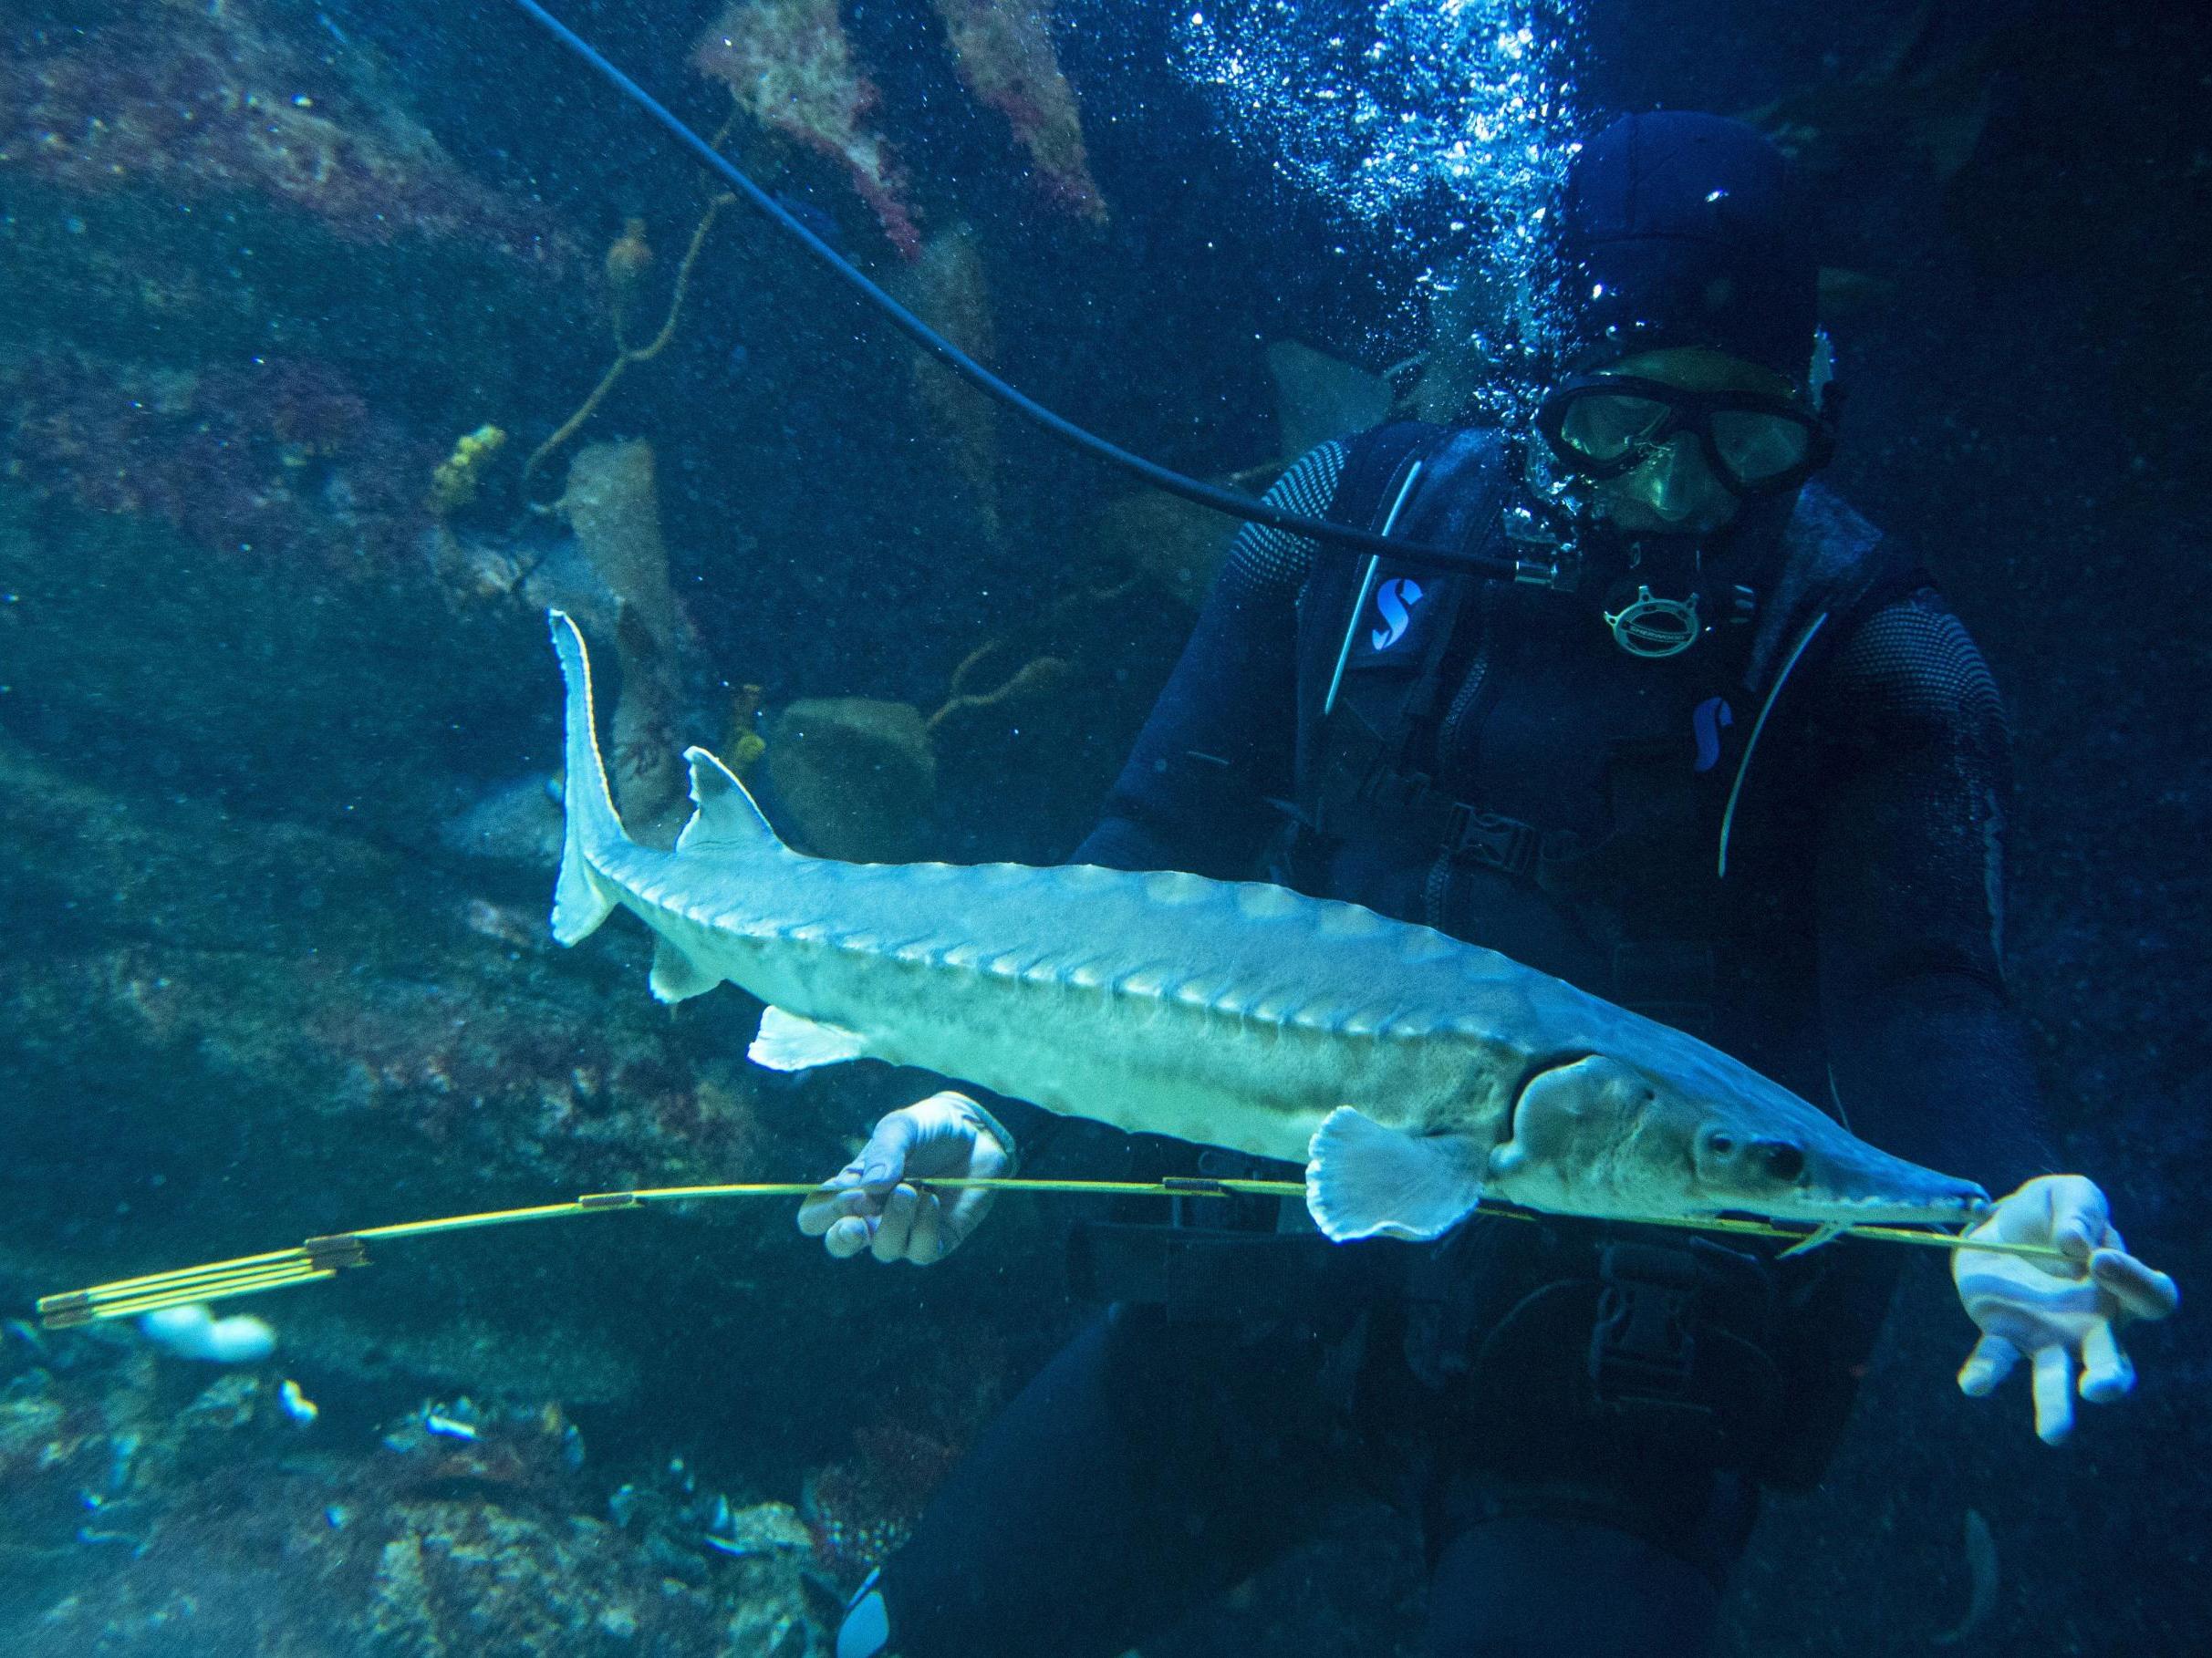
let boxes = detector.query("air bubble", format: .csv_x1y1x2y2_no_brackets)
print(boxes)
1161,0,1584,418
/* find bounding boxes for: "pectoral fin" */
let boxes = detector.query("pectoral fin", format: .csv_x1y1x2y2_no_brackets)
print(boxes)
747,1005,869,1072
1305,1106,1487,1243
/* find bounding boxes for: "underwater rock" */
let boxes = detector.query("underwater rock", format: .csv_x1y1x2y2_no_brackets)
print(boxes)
545,440,701,843
439,775,566,869
364,1508,735,1658
693,0,922,261
929,0,1109,223
765,698,938,863
281,1312,642,1413
0,0,570,396
0,0,556,259
1265,340,1395,461
0,729,775,1256
1087,490,1238,609
0,476,547,844
896,224,1004,545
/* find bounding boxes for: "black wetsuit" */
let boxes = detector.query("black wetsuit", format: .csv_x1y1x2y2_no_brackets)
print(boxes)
860,433,2045,1658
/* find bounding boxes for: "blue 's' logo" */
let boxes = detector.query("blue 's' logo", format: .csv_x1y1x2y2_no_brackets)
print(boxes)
1692,696,1735,772
1370,577,1425,651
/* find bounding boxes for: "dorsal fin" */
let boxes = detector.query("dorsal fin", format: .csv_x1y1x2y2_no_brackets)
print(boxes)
677,746,785,855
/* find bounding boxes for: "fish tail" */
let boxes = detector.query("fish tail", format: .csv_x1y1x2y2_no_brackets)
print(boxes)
547,609,625,945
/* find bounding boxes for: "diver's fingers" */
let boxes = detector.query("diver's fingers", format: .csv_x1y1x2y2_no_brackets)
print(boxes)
854,1116,919,1190
906,1191,946,1265
1958,1332,2020,1398
796,1187,847,1235
824,1215,875,1259
872,1183,921,1263
2041,1176,2112,1261
797,1184,878,1236
799,1123,898,1235
2077,1319,2135,1404
2093,1249,2180,1321
2030,1342,2076,1444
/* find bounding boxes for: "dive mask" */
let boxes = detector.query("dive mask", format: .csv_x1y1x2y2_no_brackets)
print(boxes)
1534,375,1835,499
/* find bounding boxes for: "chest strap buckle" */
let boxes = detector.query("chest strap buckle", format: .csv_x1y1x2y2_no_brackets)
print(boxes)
1441,803,1543,880
1587,1242,1706,1420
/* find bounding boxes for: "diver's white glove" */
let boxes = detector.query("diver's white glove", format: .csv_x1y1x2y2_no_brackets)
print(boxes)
797,1092,1017,1265
1952,1174,2178,1444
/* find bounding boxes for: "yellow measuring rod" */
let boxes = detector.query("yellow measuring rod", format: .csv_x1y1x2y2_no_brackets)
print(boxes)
35,1175,2061,1331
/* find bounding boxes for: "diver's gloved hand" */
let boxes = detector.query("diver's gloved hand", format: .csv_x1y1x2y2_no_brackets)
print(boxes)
1952,1174,2178,1444
797,1092,1017,1265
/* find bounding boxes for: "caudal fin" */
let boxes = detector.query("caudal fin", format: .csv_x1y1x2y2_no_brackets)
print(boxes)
547,610,624,945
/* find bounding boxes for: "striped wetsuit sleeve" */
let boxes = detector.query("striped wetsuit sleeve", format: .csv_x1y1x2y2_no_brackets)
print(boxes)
1809,588,2049,1193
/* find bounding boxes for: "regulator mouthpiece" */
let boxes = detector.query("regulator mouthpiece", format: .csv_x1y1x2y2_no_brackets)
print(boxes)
1602,579,1702,657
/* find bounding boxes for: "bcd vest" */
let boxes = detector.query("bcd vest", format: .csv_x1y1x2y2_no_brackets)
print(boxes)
1289,420,1927,1042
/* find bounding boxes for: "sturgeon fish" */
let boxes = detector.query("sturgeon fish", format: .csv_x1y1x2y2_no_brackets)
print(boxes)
546,611,1988,1244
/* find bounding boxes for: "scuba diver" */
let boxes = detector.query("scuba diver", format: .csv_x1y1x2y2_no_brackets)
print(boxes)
798,113,2178,1658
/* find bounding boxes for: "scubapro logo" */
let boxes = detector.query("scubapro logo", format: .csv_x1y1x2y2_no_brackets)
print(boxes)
1692,695,1735,773
1370,577,1425,651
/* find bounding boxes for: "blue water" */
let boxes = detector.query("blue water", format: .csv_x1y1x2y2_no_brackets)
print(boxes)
0,0,2203,1653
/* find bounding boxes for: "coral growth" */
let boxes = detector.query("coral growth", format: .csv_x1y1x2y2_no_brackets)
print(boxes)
429,423,509,516
693,0,922,260
930,0,1108,222
0,1338,825,1655
801,1419,961,1580
689,0,1106,260
2,349,434,567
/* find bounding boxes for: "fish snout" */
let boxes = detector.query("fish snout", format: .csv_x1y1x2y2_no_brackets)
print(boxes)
1928,1173,1994,1223
1797,1138,1992,1228
1696,1112,1991,1228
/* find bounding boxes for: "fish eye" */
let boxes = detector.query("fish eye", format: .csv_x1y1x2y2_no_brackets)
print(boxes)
1760,1141,1806,1182
1704,1132,1736,1156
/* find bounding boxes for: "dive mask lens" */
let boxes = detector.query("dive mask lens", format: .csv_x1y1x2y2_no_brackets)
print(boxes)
1552,389,1672,470
1537,377,1833,498
1709,407,1817,490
